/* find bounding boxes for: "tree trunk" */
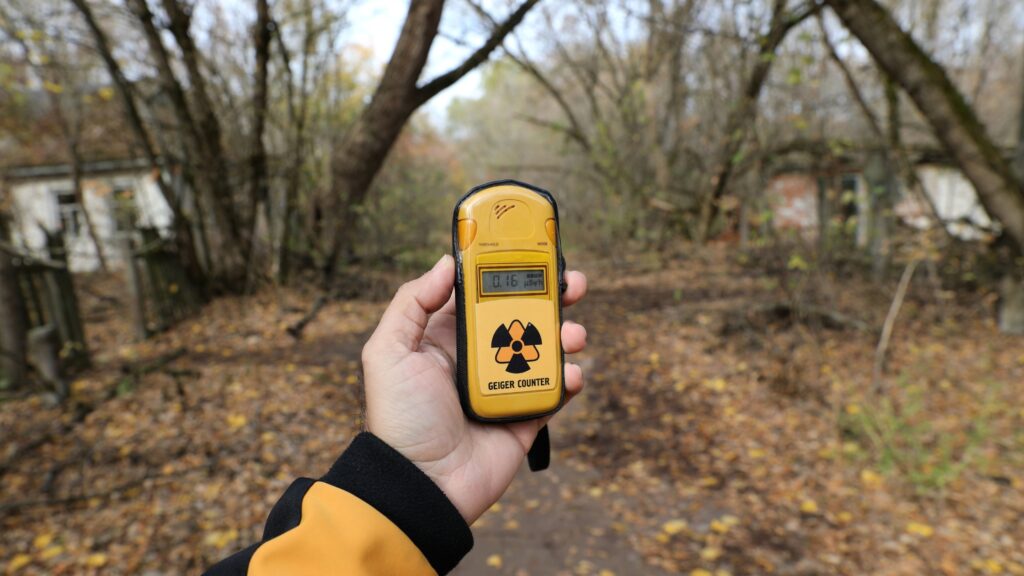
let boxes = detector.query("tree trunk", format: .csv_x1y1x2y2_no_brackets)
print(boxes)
321,0,540,284
739,194,750,250
319,0,444,281
127,0,244,285
1016,41,1024,180
249,0,271,221
694,0,820,243
245,0,272,288
53,91,108,272
122,234,148,341
276,5,313,285
70,0,208,297
0,235,28,388
998,277,1024,335
42,231,89,369
999,42,1024,334
68,138,109,272
816,176,830,257
825,0,1024,254
864,149,889,279
872,77,901,283
159,0,246,266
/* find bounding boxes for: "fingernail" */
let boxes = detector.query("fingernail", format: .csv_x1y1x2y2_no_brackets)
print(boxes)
431,253,450,272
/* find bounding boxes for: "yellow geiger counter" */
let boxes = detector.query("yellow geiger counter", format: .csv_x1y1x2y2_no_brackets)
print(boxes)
452,180,566,442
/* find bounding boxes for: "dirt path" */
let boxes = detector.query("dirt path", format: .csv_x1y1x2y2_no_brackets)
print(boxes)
454,372,669,576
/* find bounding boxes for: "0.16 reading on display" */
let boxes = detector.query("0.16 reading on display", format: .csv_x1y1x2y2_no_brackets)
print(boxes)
480,268,546,295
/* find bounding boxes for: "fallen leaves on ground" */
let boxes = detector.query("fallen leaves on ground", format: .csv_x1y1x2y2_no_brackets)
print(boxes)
2,249,1023,575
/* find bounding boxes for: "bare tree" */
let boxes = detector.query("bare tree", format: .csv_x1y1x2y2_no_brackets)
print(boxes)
272,0,343,283
159,0,247,258
245,0,272,288
320,0,541,284
693,0,821,242
487,0,824,246
504,0,707,246
70,0,207,295
825,0,1024,254
127,0,246,284
0,2,109,270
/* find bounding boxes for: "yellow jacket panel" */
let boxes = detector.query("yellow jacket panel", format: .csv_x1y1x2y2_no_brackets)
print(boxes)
205,433,473,575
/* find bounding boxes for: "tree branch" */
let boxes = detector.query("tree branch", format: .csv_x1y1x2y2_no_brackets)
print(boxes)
818,5,960,240
825,0,1024,253
695,0,822,242
505,48,591,152
414,0,541,106
817,14,883,140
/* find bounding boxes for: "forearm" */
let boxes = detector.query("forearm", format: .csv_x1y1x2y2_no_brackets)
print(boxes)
205,433,473,576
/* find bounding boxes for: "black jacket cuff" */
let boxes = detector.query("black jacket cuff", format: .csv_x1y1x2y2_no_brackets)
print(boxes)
322,432,473,574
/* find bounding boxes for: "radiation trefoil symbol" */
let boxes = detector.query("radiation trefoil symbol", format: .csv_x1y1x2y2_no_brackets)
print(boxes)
491,320,542,374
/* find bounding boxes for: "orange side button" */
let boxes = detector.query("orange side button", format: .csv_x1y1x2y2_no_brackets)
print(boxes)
545,219,557,243
458,219,477,250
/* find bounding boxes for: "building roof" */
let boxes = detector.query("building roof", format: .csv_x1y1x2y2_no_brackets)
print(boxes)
0,85,143,179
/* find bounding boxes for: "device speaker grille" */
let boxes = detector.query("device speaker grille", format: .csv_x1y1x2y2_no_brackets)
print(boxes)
494,203,516,219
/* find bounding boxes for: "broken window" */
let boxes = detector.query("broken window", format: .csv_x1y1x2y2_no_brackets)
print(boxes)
111,188,138,232
840,174,859,220
55,190,83,238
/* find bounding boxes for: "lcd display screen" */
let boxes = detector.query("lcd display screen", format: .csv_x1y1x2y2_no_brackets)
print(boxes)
481,268,546,295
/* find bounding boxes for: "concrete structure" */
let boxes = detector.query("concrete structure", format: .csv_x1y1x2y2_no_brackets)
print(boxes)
4,160,173,272
765,164,993,241
766,173,820,233
1,87,175,272
894,165,994,240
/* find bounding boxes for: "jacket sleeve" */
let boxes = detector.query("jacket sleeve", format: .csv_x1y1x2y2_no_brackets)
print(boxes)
204,432,474,576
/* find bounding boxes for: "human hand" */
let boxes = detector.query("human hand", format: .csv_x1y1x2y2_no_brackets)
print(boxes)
362,254,588,524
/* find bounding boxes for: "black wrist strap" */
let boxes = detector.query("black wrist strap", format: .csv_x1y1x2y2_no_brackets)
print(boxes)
527,425,550,471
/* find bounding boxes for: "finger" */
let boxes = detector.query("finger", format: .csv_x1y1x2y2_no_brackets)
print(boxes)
561,271,587,308
367,255,454,355
423,308,457,361
564,362,584,397
535,362,584,431
437,289,456,316
561,321,587,354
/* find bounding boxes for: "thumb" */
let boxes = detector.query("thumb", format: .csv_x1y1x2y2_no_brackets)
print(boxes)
367,254,455,355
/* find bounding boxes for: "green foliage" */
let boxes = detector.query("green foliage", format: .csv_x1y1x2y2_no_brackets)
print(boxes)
116,376,134,397
356,122,460,270
827,139,850,156
448,58,644,252
841,377,1002,494
787,253,809,271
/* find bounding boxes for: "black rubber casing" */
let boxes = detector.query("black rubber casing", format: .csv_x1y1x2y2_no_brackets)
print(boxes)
451,180,567,423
